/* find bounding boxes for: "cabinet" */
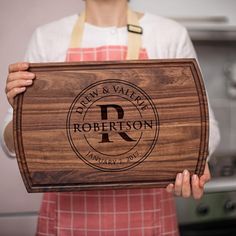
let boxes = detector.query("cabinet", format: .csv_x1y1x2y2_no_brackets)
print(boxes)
130,0,236,40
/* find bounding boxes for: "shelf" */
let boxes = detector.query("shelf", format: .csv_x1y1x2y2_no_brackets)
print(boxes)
205,177,236,193
188,28,236,41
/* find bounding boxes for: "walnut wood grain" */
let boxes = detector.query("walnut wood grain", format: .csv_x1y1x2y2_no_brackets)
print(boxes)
13,59,209,192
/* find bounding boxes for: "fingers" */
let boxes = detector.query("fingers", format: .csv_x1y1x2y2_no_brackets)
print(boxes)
6,79,33,93
199,164,211,188
8,62,29,73
191,174,204,200
166,165,210,199
182,170,191,198
174,173,183,196
166,183,174,193
6,72,35,94
6,62,35,107
199,174,210,189
6,87,26,106
193,163,210,198
166,170,201,199
173,170,191,198
7,71,35,83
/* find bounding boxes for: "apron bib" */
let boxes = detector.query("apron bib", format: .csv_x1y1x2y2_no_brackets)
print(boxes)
36,9,179,236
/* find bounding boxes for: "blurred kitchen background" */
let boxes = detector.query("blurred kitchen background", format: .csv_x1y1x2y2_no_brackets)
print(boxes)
0,0,236,235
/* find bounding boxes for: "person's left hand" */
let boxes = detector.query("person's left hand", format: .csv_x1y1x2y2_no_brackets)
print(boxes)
166,163,211,199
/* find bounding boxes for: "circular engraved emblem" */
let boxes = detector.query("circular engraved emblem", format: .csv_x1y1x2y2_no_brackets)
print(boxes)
66,79,159,172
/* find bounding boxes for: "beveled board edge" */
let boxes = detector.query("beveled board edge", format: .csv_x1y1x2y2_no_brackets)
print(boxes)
28,58,201,72
13,58,209,193
13,94,32,192
28,182,178,193
191,60,209,176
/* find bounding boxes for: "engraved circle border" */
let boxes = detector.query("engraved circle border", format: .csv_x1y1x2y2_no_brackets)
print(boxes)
66,79,160,172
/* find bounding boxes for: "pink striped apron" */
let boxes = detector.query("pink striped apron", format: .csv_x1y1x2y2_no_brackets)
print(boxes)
36,10,179,236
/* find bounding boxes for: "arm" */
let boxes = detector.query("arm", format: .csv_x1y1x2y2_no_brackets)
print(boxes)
2,27,47,156
165,27,220,199
3,120,14,154
2,62,36,156
1,108,15,157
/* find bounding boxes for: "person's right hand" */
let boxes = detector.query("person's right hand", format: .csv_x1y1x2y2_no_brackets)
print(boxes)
6,62,35,107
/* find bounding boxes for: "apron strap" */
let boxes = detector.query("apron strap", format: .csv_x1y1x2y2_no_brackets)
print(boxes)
126,9,142,60
69,11,86,50
69,8,142,60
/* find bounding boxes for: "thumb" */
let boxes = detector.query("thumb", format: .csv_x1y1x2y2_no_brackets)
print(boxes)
199,163,211,188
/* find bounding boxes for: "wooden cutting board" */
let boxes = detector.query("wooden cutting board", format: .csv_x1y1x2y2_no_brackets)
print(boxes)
13,59,209,192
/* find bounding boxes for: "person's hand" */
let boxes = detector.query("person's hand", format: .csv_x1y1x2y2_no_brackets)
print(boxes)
166,163,211,199
6,62,35,107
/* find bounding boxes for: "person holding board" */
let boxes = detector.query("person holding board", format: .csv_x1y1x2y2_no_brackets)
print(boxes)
2,0,220,235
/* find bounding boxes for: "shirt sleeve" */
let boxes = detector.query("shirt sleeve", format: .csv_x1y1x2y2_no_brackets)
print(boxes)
1,28,46,157
0,108,16,158
176,28,220,160
176,27,197,59
24,28,48,62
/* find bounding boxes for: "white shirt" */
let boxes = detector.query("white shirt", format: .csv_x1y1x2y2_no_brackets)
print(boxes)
1,12,220,158
24,13,198,62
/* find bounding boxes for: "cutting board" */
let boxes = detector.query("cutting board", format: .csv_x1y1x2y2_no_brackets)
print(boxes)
13,59,209,192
